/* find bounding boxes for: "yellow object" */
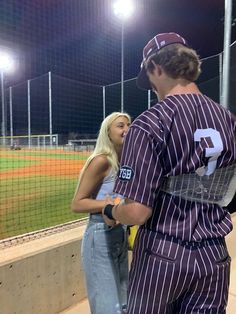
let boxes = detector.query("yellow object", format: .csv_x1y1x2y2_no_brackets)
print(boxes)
113,197,138,250
128,225,139,250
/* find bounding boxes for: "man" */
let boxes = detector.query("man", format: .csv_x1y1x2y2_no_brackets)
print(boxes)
103,32,236,313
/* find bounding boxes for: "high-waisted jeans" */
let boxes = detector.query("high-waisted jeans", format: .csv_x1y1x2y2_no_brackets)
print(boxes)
81,214,128,314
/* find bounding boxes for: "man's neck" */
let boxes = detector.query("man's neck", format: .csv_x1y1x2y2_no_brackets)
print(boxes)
158,79,201,100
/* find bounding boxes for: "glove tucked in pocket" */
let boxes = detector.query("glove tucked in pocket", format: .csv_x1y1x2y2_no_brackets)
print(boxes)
127,225,138,251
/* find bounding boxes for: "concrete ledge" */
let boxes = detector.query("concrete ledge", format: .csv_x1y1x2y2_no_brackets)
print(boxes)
0,222,87,314
0,214,235,314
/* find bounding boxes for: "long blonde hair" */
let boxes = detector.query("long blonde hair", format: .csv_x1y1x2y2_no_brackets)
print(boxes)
78,112,131,186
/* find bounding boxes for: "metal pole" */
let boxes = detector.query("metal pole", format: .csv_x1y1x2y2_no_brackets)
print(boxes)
102,86,106,119
121,20,124,112
27,79,31,149
219,53,223,104
48,71,53,147
43,135,45,149
1,71,6,146
148,90,151,109
222,0,232,108
9,86,13,146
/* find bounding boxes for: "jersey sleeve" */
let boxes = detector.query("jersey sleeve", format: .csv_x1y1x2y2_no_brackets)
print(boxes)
114,126,164,208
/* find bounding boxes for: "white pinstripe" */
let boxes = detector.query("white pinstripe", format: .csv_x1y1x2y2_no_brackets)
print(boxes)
115,94,234,313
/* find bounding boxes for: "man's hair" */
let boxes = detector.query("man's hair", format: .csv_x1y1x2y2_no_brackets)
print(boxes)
146,43,201,82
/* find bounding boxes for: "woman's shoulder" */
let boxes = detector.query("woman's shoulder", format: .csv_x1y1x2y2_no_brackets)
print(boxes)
89,154,110,172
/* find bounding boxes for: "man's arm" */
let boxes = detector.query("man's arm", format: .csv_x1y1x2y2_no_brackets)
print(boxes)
103,199,152,226
109,126,163,226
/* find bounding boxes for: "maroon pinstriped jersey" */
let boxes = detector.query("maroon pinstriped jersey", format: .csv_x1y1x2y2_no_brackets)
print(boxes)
114,94,236,241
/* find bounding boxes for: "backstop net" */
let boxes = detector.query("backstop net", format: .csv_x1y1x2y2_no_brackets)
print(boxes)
0,0,235,244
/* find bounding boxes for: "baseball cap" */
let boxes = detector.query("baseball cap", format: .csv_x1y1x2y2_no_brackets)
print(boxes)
137,32,188,90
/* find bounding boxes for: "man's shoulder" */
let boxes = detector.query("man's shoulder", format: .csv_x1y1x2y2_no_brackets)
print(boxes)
129,106,165,141
132,105,162,126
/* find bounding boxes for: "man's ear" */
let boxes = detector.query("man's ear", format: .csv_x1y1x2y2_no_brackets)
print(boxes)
150,61,162,76
155,63,163,76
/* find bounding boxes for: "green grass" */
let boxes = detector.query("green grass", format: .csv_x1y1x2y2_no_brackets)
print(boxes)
0,150,89,239
0,157,39,171
0,175,87,239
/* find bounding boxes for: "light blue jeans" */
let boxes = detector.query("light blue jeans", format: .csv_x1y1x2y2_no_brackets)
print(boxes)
81,214,128,314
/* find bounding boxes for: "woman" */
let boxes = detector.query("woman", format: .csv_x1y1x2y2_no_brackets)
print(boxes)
71,112,131,314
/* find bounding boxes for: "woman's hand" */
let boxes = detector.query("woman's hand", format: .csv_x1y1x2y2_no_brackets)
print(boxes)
103,213,116,227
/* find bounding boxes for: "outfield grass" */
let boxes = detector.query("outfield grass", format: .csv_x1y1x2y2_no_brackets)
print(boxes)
0,175,87,239
0,150,88,239
0,157,39,171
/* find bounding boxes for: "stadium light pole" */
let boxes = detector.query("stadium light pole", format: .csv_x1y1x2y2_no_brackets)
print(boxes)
221,0,233,109
0,51,14,146
113,0,134,112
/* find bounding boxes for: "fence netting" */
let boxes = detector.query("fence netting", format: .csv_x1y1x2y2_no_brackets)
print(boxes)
0,1,235,243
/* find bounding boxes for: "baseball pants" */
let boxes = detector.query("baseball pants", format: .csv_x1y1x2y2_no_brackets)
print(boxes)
127,228,231,314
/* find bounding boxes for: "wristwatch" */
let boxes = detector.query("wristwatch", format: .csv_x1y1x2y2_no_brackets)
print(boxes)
104,204,115,220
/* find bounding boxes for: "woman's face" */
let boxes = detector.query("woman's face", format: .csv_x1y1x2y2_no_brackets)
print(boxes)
109,116,130,147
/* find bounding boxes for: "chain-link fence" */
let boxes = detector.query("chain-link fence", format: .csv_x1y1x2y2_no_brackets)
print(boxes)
0,42,235,241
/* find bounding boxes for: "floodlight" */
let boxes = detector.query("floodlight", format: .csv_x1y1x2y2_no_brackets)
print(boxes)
0,52,14,72
0,51,14,146
113,0,134,19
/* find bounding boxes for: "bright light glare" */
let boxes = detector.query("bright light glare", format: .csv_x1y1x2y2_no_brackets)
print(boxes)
113,0,134,19
0,52,14,72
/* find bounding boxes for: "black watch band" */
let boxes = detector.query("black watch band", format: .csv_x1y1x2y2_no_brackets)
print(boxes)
104,204,115,220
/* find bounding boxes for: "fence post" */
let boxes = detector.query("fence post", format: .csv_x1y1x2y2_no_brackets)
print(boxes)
1,71,6,146
49,71,53,147
219,53,223,104
9,86,13,146
222,0,232,109
27,79,31,149
102,86,106,119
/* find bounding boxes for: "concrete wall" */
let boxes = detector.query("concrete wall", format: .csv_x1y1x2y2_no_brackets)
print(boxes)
0,224,87,314
2,214,235,314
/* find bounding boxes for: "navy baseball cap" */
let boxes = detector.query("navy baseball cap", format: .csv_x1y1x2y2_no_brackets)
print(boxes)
137,32,188,90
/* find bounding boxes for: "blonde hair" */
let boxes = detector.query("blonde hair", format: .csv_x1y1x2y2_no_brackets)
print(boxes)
78,112,131,186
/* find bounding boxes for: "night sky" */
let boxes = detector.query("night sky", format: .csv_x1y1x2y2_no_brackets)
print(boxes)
0,0,235,86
